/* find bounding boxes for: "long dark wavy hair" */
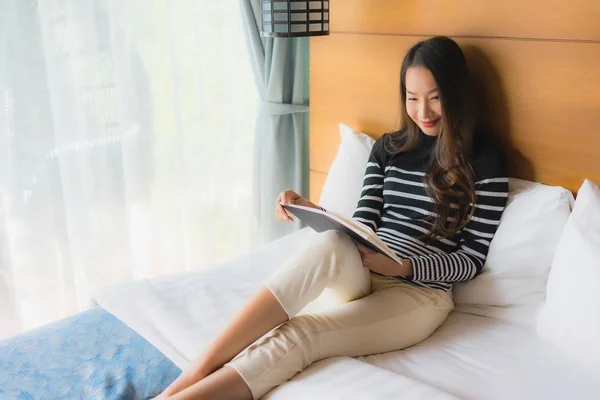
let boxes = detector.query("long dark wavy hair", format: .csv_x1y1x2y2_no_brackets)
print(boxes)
384,36,477,240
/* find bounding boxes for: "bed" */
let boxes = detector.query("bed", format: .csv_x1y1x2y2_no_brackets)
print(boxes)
95,224,600,400
3,0,600,398
3,222,599,399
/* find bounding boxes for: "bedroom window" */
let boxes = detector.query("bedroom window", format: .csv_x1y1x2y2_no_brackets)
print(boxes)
0,0,259,338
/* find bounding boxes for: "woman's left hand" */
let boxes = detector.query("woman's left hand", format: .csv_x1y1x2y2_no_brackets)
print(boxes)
354,241,413,277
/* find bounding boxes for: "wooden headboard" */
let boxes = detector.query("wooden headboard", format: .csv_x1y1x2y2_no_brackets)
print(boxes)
309,0,600,203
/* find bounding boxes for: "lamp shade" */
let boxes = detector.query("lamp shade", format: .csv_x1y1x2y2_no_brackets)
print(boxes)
261,0,329,38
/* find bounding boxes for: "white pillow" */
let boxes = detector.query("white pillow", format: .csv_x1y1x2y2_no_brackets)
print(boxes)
537,179,600,363
453,179,574,311
318,123,375,217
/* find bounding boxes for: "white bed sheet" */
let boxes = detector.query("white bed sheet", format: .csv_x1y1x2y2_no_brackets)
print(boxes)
263,357,462,400
360,311,600,400
91,228,600,399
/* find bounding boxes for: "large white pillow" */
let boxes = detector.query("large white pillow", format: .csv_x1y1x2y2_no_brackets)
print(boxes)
453,179,574,312
537,179,600,363
318,123,375,217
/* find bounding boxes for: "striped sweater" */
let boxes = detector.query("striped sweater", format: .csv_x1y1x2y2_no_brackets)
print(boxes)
352,131,509,292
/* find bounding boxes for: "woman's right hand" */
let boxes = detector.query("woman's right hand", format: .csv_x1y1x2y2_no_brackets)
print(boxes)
274,190,312,223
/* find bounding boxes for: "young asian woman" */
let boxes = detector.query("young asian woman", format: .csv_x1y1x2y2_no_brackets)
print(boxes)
156,36,509,400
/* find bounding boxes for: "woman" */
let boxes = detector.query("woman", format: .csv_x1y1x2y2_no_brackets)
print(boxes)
157,36,508,400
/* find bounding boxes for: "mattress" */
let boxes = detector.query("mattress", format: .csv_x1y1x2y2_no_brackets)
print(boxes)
91,227,600,399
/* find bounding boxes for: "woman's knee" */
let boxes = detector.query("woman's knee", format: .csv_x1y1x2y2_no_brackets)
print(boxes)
309,231,370,300
311,230,353,250
308,231,362,264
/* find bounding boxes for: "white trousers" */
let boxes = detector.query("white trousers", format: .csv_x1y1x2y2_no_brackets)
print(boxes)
226,231,453,399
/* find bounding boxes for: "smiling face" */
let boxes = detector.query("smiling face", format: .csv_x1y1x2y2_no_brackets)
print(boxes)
405,66,442,136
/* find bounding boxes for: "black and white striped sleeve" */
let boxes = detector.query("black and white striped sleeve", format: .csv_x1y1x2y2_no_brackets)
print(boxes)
407,149,509,283
351,137,387,232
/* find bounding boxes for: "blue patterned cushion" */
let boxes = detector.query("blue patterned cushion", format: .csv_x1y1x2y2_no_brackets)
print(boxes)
0,307,181,400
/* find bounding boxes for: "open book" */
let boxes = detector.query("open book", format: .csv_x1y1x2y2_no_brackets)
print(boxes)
282,204,403,264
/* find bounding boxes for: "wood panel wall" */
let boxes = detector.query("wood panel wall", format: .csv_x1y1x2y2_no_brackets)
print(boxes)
309,1,600,202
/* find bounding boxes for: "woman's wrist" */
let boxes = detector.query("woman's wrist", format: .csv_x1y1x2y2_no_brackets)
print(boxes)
382,257,413,277
400,259,414,277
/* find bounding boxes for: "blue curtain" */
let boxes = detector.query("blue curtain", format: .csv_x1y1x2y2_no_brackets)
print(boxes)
240,0,310,245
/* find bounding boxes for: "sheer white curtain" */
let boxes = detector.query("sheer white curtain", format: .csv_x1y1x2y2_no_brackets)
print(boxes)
0,0,259,339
